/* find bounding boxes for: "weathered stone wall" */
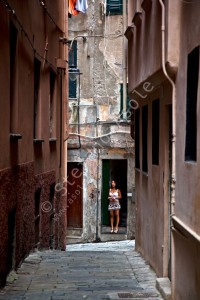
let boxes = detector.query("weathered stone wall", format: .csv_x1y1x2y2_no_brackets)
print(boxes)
68,1,135,242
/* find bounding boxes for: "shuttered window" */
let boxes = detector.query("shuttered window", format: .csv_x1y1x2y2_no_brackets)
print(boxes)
152,99,160,165
106,0,123,15
142,105,148,173
68,41,77,98
120,83,131,119
135,109,140,169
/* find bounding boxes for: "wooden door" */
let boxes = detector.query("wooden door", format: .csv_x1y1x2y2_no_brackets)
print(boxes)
67,162,83,228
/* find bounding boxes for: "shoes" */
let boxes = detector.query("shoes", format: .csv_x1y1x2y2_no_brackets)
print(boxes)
110,229,113,233
114,229,118,233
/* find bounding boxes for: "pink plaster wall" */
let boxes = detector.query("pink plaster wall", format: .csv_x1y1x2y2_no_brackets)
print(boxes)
134,86,171,276
174,1,200,298
173,231,200,299
0,0,67,287
128,0,200,297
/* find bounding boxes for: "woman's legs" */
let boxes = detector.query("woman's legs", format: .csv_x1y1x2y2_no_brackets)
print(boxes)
110,210,114,232
114,210,120,231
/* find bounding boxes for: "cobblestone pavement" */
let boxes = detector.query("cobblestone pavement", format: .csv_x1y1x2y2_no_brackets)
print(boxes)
0,240,163,300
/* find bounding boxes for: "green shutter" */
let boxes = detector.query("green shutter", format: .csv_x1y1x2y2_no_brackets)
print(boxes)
69,78,76,98
68,41,77,98
106,0,123,15
102,160,110,225
69,41,77,67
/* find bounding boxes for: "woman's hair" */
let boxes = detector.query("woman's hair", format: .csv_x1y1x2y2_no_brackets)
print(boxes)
110,180,116,188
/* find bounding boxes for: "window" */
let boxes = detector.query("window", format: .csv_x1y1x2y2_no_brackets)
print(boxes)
68,41,77,99
106,0,123,15
49,69,56,138
135,109,140,169
10,21,18,133
142,105,148,172
34,58,41,139
120,83,131,120
152,99,160,165
35,189,41,246
185,46,199,161
49,183,55,249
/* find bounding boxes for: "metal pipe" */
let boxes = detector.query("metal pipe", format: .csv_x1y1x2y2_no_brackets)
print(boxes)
66,130,132,141
96,148,100,241
158,0,176,283
122,0,127,119
158,0,176,216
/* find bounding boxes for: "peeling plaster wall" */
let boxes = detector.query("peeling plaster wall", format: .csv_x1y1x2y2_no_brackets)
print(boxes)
68,0,135,242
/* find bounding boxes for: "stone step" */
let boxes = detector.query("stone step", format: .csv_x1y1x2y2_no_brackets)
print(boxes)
66,236,83,245
100,233,128,242
67,227,83,237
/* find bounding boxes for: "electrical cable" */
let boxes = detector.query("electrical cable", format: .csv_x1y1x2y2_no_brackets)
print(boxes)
37,0,64,33
66,130,132,141
0,0,59,70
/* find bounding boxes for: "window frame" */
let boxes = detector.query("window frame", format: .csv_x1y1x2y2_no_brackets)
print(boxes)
185,46,199,162
106,0,123,16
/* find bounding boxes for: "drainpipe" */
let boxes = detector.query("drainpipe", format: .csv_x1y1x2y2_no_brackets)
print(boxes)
122,0,127,119
96,147,100,241
95,101,100,242
158,0,176,280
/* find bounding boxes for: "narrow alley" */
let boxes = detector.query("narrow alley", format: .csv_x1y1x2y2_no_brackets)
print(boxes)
0,241,164,300
1,0,200,299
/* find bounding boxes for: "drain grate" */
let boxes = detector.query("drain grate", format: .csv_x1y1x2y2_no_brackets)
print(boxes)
118,291,158,298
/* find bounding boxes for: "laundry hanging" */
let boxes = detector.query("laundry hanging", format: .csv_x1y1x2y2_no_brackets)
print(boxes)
75,0,88,13
68,0,79,16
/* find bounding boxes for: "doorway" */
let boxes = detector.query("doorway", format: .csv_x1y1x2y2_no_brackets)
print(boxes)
67,162,83,228
7,208,16,272
101,159,127,233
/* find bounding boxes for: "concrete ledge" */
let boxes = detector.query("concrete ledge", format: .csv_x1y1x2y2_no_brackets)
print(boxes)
100,233,127,242
156,278,171,300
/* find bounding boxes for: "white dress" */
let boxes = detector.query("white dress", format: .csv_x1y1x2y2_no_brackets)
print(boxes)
108,190,121,211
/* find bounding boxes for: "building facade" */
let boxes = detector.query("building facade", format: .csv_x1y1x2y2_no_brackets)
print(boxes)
67,0,135,243
0,0,68,287
127,0,200,299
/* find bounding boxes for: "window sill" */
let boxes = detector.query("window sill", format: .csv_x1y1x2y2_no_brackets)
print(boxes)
33,139,45,143
10,133,22,140
184,160,197,166
132,12,142,27
141,0,152,12
35,214,40,221
142,171,148,177
124,25,134,40
49,138,57,143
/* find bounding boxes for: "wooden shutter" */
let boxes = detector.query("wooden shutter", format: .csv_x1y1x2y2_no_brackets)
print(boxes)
102,160,110,225
106,0,123,15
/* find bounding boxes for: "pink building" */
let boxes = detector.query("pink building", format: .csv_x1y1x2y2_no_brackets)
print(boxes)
0,0,68,287
126,0,200,298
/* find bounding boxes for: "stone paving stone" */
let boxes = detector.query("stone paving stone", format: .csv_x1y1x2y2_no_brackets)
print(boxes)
0,240,164,300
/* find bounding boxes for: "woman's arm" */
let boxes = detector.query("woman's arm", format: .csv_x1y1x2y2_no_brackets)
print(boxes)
117,189,122,199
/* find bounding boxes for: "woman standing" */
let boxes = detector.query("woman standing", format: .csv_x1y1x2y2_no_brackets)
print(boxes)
108,180,122,233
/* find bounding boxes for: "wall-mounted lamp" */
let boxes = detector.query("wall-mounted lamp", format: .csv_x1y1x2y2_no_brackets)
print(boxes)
59,37,71,44
68,66,81,81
